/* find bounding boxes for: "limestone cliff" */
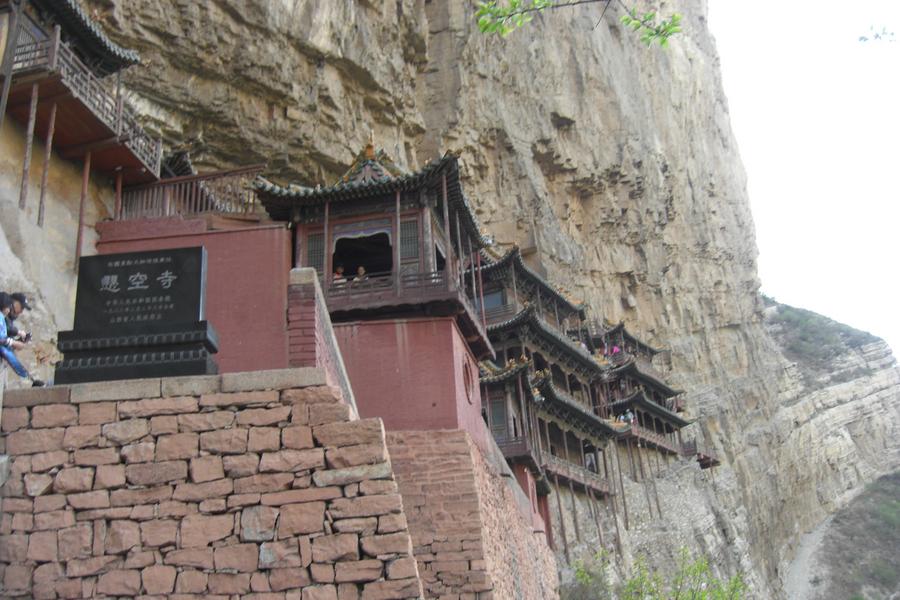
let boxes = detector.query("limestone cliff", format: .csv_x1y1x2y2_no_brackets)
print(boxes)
3,0,899,596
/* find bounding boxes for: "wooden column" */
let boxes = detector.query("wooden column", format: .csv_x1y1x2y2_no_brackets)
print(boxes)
0,2,21,132
587,487,605,549
562,430,581,541
18,82,39,209
511,260,519,306
37,101,57,227
603,448,623,552
74,151,91,271
454,212,463,288
476,251,486,330
552,473,569,563
113,170,123,221
323,201,331,286
614,442,630,530
441,174,452,287
636,441,654,518
516,372,529,441
626,438,638,480
422,201,434,272
394,190,401,293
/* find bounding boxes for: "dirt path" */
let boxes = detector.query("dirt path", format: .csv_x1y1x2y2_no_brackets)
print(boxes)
783,515,833,600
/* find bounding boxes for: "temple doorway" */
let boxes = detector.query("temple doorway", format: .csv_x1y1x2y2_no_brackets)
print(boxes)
333,233,393,277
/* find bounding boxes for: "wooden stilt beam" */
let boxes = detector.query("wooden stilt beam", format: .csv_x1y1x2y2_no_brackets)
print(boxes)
18,82,38,209
36,101,56,227
562,431,581,542
587,487,605,549
626,438,638,481
636,442,654,519
58,134,130,159
552,474,570,563
476,251,486,330
603,448,622,554
74,151,91,272
614,442,630,530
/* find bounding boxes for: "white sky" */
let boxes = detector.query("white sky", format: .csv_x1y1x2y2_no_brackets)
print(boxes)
707,1,900,354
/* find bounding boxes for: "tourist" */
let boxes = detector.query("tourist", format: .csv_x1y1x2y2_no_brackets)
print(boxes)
624,409,635,424
332,265,347,286
353,265,368,283
0,292,44,387
6,292,32,343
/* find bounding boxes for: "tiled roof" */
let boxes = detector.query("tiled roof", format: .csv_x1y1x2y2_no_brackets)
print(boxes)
531,375,625,438
34,0,140,76
475,247,585,318
609,390,691,428
592,320,661,355
254,151,485,247
607,356,682,397
478,358,531,384
487,306,602,376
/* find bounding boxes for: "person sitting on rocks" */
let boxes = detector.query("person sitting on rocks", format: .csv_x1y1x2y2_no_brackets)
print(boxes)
0,292,44,387
6,292,32,344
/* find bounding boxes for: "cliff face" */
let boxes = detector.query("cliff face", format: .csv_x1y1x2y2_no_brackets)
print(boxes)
4,0,899,596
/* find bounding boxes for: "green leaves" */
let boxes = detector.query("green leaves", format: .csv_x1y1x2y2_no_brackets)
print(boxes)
620,8,682,47
476,0,554,37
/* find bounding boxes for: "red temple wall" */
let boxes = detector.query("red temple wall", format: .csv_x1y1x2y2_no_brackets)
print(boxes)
95,220,291,374
333,317,491,452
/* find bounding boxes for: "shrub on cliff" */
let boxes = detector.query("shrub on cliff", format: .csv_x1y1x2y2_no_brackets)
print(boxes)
562,548,746,600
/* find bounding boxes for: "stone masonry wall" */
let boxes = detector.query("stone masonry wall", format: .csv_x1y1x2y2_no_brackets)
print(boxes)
0,368,423,599
386,430,558,599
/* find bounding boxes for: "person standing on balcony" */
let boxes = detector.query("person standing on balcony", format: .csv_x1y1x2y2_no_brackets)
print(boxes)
0,293,44,387
353,265,368,283
332,265,347,287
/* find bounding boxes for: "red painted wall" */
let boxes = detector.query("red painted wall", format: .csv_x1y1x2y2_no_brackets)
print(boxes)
95,220,291,374
334,317,490,452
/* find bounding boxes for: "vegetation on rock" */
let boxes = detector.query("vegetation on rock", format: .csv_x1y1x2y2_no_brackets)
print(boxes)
561,548,746,599
476,0,681,46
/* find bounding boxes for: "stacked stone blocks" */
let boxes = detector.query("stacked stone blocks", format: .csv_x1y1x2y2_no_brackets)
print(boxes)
0,369,423,599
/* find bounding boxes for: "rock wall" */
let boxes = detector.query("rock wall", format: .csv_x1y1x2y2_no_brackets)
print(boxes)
0,0,896,596
0,368,424,599
386,430,558,599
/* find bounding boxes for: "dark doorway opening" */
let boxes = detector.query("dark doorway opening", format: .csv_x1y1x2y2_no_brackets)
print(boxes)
435,245,446,272
333,233,393,277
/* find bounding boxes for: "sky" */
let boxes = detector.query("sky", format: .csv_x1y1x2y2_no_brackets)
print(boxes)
707,2,900,353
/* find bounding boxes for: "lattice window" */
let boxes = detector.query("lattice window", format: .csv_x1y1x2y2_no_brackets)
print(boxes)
306,232,324,274
400,220,419,261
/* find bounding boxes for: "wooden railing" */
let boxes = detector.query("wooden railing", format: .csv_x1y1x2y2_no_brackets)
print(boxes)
495,437,534,460
323,269,489,344
479,302,518,325
542,452,610,494
627,424,681,455
681,439,719,467
120,165,265,220
11,32,161,175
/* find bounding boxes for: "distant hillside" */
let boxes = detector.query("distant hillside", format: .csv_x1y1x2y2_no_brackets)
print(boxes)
813,472,900,600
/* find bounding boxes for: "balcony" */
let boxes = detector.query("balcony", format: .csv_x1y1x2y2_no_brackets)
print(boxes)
622,424,682,455
541,452,611,495
6,27,161,183
481,302,519,325
118,165,265,220
681,440,720,469
324,270,493,359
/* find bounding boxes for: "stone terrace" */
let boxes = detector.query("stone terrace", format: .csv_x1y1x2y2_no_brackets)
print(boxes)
0,368,423,599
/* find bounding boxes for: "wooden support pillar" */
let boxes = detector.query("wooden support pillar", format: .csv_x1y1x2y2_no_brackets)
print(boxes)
561,431,581,542
649,453,663,518
552,474,570,563
113,170,123,221
0,2,21,132
441,174,452,287
323,201,331,287
36,101,57,227
467,234,476,299
636,441,655,519
455,211,463,288
394,190,401,293
476,251,486,330
18,82,39,209
516,373,529,441
626,438,638,481
74,151,91,272
603,448,623,553
422,201,434,272
587,487,605,549
614,442,630,530
511,259,518,306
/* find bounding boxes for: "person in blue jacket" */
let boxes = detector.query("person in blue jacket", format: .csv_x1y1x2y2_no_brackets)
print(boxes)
0,292,44,387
